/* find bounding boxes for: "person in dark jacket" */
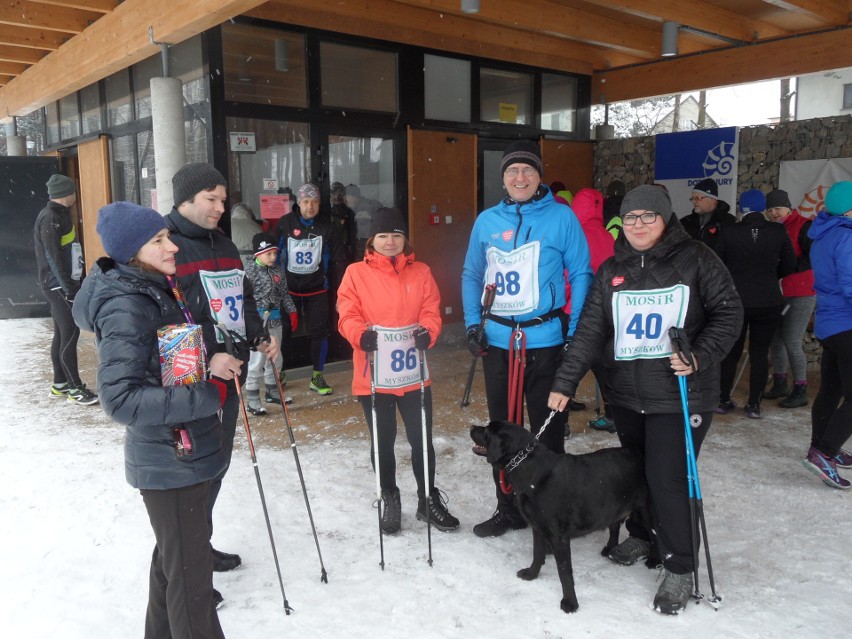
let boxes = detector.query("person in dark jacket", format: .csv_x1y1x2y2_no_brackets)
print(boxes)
680,177,736,252
73,201,244,638
801,181,852,490
166,162,278,578
275,183,347,395
33,174,98,405
549,185,743,615
715,189,796,418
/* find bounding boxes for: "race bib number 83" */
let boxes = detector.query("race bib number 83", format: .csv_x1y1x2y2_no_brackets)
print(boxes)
612,285,689,360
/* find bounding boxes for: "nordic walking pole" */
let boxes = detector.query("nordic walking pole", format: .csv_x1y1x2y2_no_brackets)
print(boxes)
418,345,433,566
460,283,497,408
669,327,721,609
368,351,385,570
270,359,329,584
216,325,293,615
732,352,749,392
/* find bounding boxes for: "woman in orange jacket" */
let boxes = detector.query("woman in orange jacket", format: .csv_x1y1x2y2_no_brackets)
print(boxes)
338,207,459,535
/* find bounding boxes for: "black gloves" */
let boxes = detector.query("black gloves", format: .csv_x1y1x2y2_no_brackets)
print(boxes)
466,325,488,357
360,329,378,352
413,327,431,350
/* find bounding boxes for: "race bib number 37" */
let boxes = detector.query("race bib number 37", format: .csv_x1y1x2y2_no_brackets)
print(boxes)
199,269,247,342
612,285,690,360
372,324,429,389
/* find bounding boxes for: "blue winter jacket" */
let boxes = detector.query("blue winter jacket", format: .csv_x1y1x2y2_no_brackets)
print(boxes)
73,258,226,490
807,211,852,340
462,188,593,349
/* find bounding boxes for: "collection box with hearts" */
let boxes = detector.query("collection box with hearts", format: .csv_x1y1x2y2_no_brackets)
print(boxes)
158,324,206,386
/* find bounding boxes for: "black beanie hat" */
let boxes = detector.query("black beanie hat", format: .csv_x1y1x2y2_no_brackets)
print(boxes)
172,163,226,206
620,185,674,224
500,140,543,176
46,174,76,199
252,232,278,257
369,207,407,237
692,178,718,199
766,189,792,210
97,202,167,264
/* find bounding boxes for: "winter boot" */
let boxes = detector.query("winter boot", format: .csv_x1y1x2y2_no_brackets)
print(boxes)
211,547,242,572
607,536,651,566
381,487,401,535
310,371,333,395
779,383,808,408
714,399,736,414
472,506,527,538
763,374,790,399
744,404,761,419
416,488,460,532
653,569,694,615
246,390,267,415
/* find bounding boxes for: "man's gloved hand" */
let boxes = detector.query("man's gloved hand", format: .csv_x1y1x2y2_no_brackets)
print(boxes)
360,329,378,352
413,327,431,350
466,325,488,357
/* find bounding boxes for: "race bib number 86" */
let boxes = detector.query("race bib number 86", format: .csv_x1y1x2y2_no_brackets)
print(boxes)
372,324,429,389
612,285,689,360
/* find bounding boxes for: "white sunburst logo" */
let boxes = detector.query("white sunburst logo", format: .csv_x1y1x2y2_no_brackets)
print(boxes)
702,141,736,177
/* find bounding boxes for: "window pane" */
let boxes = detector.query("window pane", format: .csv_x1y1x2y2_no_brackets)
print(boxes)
111,134,137,202
133,54,160,121
186,111,210,164
59,93,80,140
540,73,577,132
81,83,102,135
480,68,532,125
137,130,156,208
844,83,852,110
45,102,59,146
424,54,470,122
223,23,307,108
320,42,397,112
106,69,132,127
171,36,206,106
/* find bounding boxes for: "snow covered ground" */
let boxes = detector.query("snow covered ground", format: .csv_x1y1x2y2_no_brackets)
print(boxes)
1,317,849,638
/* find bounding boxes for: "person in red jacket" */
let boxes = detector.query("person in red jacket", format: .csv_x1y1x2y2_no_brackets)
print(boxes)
763,189,816,408
337,207,459,535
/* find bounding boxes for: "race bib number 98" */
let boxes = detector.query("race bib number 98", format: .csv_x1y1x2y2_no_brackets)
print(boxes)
485,242,540,316
372,324,429,389
612,285,689,360
199,268,247,342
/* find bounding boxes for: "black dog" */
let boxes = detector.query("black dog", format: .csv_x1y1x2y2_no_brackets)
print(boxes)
470,420,652,613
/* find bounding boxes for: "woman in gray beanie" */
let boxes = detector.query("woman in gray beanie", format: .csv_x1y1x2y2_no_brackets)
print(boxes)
549,185,743,614
73,201,244,636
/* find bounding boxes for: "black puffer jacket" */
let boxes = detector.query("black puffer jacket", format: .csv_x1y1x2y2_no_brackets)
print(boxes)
73,257,226,490
33,200,80,295
275,213,347,294
552,217,743,414
680,199,736,253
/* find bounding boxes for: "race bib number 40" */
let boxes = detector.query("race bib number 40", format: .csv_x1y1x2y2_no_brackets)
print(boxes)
372,324,429,389
199,269,247,342
485,242,540,316
612,285,690,360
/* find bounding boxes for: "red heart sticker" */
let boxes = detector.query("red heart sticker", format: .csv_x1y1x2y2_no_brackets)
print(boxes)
173,348,200,378
611,276,625,287
210,298,223,312
502,230,513,242
293,229,301,237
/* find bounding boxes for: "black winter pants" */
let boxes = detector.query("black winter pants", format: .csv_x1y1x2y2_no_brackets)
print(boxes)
206,391,238,538
44,287,82,387
140,481,224,639
359,387,435,497
811,329,852,458
610,406,712,575
482,344,567,516
290,291,330,371
719,305,782,407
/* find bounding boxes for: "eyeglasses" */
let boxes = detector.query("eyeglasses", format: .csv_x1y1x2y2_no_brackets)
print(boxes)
689,196,708,202
622,212,659,226
504,166,538,177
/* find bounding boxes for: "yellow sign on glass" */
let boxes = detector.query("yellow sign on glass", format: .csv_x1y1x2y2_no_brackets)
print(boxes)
499,102,518,123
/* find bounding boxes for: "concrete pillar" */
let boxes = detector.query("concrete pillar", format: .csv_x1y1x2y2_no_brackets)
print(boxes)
151,77,186,214
595,124,615,140
4,121,26,156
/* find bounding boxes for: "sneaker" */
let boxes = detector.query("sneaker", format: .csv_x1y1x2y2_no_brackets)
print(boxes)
246,390,267,416
607,536,651,566
714,399,736,415
472,506,526,538
67,385,99,406
212,588,224,610
763,376,790,400
834,449,852,469
264,386,282,405
745,404,761,419
417,488,460,532
588,414,616,433
802,446,851,490
49,383,69,399
653,569,694,615
211,547,242,572
381,487,401,535
310,373,333,395
779,384,808,408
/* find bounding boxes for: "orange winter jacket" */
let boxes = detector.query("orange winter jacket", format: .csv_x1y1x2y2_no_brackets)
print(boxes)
338,250,442,396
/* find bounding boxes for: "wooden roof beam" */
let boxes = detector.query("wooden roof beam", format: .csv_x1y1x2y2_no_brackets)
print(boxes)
1,1,102,34
592,26,852,103
0,25,69,50
0,61,29,76
761,1,850,25
0,45,47,64
27,0,118,13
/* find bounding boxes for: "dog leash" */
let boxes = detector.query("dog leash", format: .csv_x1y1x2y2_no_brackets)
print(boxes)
499,409,558,495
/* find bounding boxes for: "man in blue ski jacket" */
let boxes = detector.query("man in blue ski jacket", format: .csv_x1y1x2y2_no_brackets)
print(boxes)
462,140,593,537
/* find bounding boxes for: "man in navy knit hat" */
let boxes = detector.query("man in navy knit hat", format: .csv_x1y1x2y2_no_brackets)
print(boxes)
680,177,736,252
